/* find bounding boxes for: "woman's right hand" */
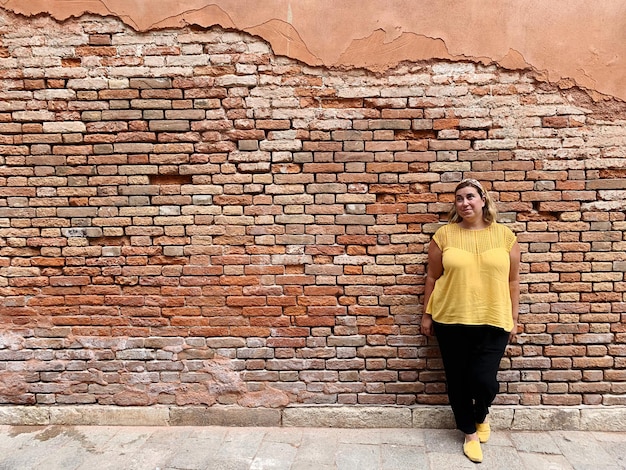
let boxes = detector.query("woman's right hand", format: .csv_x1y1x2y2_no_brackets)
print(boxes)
421,313,434,336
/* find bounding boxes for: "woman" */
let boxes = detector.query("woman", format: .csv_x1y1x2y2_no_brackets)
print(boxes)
421,179,520,464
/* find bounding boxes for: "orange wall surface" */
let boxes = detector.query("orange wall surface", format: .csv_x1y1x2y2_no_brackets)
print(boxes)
5,0,626,101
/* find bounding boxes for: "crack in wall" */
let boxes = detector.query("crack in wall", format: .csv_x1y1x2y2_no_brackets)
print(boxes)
147,5,235,31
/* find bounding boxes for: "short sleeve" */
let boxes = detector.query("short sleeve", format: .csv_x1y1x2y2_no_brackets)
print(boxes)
503,225,517,251
432,224,447,250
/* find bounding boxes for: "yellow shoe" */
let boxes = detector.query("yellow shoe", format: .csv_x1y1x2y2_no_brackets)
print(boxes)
463,439,483,463
476,422,491,443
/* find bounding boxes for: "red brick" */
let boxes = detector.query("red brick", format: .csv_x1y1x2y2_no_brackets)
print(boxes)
0,15,623,409
542,116,569,128
74,45,117,57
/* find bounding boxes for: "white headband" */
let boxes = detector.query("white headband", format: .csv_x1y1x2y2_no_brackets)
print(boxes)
458,178,484,195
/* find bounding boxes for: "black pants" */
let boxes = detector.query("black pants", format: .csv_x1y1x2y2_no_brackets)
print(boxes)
433,322,509,435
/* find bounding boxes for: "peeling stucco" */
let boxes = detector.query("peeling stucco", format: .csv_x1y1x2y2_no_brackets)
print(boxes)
3,0,626,101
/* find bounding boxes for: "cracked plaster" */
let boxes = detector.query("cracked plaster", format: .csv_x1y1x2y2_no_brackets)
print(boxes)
2,0,626,101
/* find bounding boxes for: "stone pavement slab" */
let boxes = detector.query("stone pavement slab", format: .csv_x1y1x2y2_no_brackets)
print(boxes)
0,425,625,470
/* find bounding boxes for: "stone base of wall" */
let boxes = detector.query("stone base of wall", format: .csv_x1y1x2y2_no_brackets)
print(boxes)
1,405,624,431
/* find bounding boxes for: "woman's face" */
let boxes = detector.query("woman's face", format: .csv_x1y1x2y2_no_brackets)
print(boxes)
455,185,485,221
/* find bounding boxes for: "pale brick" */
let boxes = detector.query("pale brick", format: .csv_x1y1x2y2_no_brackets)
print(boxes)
42,121,86,133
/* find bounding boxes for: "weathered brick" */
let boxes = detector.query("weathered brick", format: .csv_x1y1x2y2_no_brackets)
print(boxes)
0,12,622,410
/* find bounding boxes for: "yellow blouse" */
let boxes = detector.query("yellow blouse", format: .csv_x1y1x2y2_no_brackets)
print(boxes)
426,222,517,331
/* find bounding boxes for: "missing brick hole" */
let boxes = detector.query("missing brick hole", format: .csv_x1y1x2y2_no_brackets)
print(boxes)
149,175,193,185
395,130,436,140
531,202,561,218
600,169,626,178
88,236,130,246
376,194,396,203
539,212,560,221
522,210,559,222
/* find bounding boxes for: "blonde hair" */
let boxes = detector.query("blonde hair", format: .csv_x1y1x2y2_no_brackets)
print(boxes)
447,179,498,224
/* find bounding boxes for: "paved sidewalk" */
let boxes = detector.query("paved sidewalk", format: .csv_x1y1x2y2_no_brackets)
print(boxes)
0,424,624,470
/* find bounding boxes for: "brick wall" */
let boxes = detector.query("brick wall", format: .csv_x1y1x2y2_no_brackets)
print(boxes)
0,11,624,408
